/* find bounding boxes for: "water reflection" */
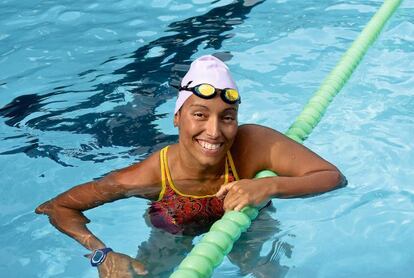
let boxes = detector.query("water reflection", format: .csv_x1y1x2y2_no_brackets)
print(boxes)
229,209,292,277
137,206,292,277
0,0,265,165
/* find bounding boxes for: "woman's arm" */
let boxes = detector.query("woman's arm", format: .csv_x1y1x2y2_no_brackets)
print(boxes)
35,152,161,251
36,174,130,250
218,124,346,210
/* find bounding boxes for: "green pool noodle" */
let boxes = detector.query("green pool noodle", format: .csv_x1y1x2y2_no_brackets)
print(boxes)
178,254,213,277
254,170,278,179
222,211,251,232
170,1,402,277
200,230,233,255
240,206,259,220
170,269,200,278
291,120,312,135
210,219,241,241
190,242,224,267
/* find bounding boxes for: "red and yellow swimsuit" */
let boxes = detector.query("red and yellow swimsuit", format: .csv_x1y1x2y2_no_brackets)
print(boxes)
148,146,239,235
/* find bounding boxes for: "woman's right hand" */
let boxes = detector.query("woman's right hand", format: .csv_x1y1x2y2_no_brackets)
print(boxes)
97,252,147,277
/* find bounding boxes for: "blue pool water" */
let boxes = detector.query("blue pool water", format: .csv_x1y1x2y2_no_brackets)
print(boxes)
1,0,413,277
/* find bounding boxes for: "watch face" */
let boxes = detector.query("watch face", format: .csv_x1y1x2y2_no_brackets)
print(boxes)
90,248,112,267
92,250,104,263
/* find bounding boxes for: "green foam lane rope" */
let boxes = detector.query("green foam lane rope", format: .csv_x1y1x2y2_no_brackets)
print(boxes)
170,1,402,277
285,0,402,143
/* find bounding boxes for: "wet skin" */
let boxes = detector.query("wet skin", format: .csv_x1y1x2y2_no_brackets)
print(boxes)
35,94,346,277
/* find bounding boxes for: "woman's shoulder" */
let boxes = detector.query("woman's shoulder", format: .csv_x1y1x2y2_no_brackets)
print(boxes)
108,148,164,191
231,124,292,178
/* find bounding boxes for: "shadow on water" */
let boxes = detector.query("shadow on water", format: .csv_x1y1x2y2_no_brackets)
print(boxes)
0,0,265,166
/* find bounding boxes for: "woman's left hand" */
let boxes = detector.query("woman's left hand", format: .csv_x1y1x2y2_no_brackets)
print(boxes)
216,179,271,211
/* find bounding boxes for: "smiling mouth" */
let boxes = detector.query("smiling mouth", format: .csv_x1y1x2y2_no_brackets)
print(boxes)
196,139,223,153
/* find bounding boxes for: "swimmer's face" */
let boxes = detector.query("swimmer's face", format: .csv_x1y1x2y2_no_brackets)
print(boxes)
174,95,238,167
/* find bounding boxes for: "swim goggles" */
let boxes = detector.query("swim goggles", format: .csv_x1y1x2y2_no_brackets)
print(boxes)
174,81,241,104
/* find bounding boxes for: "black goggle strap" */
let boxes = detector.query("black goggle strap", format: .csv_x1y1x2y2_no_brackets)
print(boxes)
170,81,192,91
175,81,216,99
172,81,240,104
179,81,193,91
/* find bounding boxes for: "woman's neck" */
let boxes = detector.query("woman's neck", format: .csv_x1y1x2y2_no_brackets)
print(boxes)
171,144,226,181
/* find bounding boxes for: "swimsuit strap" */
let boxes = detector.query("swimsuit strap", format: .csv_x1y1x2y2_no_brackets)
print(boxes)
156,146,239,200
226,150,239,181
157,146,169,201
164,146,224,198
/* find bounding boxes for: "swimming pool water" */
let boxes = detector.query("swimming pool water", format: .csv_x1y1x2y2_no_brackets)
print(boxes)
1,0,413,277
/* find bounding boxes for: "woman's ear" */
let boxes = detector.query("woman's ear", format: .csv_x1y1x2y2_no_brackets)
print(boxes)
173,112,180,127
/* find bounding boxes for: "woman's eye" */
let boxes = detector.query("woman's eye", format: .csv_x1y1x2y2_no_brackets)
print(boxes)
194,112,204,118
223,115,235,122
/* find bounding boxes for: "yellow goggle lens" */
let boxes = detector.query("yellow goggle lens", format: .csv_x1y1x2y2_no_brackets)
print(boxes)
224,89,239,102
197,84,215,97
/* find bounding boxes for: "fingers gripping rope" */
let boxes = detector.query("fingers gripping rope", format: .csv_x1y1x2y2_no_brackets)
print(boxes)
170,1,402,277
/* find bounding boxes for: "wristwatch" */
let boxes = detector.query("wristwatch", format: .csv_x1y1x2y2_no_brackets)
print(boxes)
90,247,113,267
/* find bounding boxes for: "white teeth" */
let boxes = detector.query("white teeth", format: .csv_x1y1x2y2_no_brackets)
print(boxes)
199,140,221,150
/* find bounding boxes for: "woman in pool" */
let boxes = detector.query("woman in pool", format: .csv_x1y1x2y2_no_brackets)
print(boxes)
36,55,346,277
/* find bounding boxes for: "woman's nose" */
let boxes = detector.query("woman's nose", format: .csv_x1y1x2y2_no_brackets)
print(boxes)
206,116,220,138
